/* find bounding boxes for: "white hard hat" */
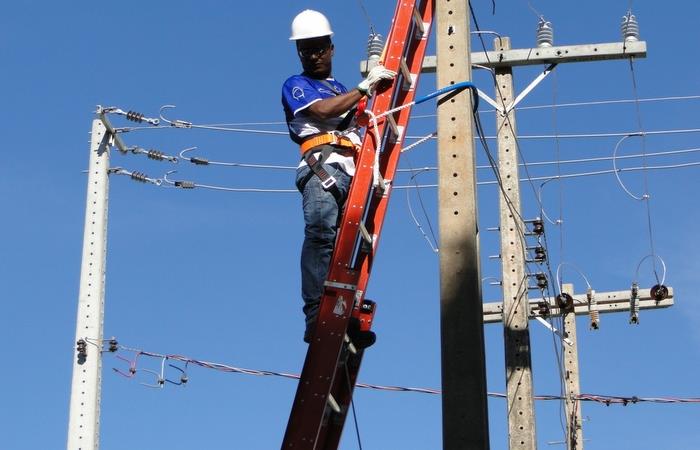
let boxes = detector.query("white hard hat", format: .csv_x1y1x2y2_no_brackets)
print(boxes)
289,9,333,41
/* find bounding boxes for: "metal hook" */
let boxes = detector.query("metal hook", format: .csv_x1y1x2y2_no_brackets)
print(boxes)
612,133,649,201
159,105,192,129
555,262,593,297
162,170,196,189
634,253,667,286
178,147,209,166
178,147,198,160
481,276,502,287
538,178,564,226
113,352,140,379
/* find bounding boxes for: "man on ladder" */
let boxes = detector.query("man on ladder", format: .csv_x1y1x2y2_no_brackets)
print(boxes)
282,9,395,346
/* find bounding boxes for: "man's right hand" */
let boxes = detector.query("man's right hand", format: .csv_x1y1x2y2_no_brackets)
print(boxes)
357,65,397,97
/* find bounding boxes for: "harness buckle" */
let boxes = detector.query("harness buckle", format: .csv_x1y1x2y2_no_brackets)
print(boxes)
321,175,338,190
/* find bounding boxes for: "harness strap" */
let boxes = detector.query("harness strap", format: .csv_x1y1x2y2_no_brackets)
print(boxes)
302,145,342,201
299,133,356,155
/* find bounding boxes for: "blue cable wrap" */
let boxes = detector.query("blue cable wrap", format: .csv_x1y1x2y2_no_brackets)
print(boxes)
414,81,479,111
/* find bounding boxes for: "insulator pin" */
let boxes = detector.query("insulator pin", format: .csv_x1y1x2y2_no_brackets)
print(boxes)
650,284,668,301
556,293,574,310
630,282,640,324
536,18,554,48
533,246,547,263
621,11,640,42
587,289,600,330
108,338,118,352
77,339,87,357
367,33,384,60
532,272,548,290
531,219,544,235
146,149,166,161
130,171,149,183
126,110,145,123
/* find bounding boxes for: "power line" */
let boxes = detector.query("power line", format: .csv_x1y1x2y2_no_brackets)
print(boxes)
113,94,700,133
148,157,700,194
164,146,700,173
95,339,700,405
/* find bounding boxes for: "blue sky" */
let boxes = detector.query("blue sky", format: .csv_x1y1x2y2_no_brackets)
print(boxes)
2,1,700,449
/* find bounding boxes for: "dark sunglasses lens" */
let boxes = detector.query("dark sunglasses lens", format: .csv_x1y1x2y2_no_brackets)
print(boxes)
299,46,328,58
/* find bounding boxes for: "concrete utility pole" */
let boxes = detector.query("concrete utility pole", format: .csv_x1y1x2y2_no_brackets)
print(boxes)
67,119,111,450
483,285,673,449
561,283,584,450
494,36,537,450
471,36,646,450
360,15,650,450
436,0,490,448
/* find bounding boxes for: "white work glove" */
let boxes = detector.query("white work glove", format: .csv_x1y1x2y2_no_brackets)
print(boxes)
357,65,397,97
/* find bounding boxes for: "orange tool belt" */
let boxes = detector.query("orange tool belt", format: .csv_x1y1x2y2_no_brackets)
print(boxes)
299,133,356,156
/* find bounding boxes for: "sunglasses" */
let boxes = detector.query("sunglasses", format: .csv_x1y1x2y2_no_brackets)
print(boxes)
298,45,331,59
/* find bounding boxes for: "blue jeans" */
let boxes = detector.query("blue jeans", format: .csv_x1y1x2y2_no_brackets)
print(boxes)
295,163,352,332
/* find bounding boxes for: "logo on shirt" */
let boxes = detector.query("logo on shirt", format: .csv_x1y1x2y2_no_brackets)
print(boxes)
292,87,304,100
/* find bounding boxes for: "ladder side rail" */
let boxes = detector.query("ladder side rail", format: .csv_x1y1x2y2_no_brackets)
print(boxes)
352,0,434,304
317,1,435,448
282,2,422,448
323,0,418,285
281,93,397,448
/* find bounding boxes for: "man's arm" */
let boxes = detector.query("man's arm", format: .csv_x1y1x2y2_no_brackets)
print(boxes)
305,89,364,120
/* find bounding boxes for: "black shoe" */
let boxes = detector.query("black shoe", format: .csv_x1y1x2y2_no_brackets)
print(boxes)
347,317,376,349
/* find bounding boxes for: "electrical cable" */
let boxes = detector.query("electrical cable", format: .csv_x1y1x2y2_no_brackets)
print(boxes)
167,145,700,174
355,0,376,34
404,157,439,253
398,160,700,189
628,57,661,285
346,365,364,450
120,94,700,132
150,159,700,195
97,340,700,404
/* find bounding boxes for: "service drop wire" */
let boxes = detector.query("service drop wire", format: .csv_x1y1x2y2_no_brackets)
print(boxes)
103,341,700,404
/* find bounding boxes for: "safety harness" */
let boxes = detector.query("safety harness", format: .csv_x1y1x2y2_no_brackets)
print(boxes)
300,133,356,201
298,78,361,201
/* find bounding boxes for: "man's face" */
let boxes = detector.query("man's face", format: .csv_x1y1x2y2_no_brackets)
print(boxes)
297,36,333,79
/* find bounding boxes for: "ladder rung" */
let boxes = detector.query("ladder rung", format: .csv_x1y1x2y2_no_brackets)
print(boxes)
399,57,417,91
358,222,373,246
385,114,399,139
327,394,342,414
358,222,374,253
412,7,426,37
393,125,405,143
344,334,358,355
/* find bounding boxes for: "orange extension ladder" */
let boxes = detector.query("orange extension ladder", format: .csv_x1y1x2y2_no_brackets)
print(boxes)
282,1,435,448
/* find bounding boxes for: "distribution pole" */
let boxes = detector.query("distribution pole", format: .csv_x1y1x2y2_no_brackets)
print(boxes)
67,119,111,450
494,37,537,450
436,0,490,448
561,283,584,450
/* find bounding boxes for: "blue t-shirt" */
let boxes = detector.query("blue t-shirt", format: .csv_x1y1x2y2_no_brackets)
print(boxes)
281,74,360,145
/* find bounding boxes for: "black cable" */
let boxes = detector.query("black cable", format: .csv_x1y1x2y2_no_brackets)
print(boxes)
345,365,364,450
